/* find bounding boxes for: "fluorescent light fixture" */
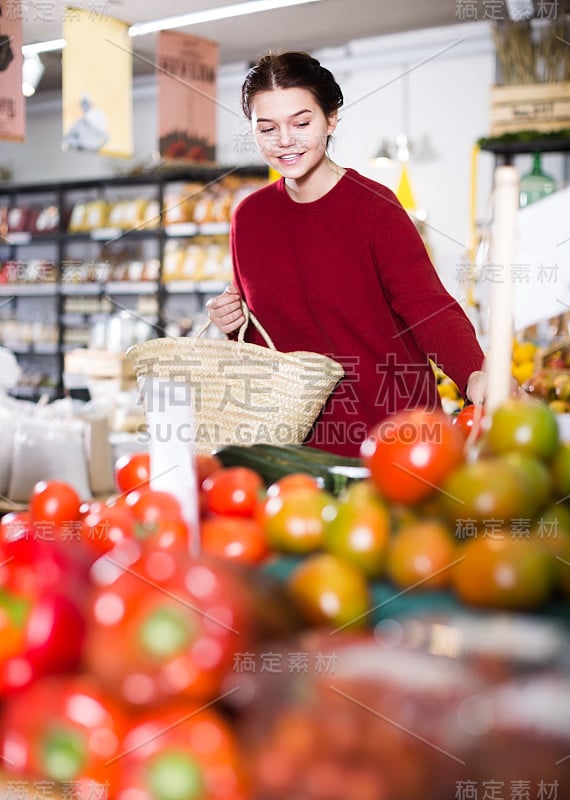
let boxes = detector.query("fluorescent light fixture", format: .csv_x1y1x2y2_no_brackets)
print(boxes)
22,38,66,56
22,53,45,97
21,0,325,56
128,0,326,38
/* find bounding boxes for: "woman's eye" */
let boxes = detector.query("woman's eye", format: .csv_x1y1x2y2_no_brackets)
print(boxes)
258,127,275,134
296,122,310,128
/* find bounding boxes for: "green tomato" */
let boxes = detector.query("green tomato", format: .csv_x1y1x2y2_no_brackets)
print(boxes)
440,457,527,529
486,398,559,462
502,451,552,518
324,481,391,578
262,488,338,555
287,553,370,630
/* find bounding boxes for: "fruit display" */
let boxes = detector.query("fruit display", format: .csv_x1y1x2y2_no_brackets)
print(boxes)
517,337,570,414
232,618,569,800
511,337,537,387
0,397,568,799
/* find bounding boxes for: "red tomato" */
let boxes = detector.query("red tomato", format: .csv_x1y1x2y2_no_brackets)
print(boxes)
0,510,33,543
125,489,184,524
116,703,249,800
84,548,254,706
196,453,223,485
115,452,151,494
81,501,136,555
29,480,82,529
202,467,264,517
453,404,486,440
0,674,128,794
137,517,191,551
201,516,269,564
361,409,465,505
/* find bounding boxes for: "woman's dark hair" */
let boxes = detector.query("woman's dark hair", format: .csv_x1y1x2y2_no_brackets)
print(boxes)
241,51,344,120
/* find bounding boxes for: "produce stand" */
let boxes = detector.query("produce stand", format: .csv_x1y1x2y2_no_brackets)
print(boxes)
264,554,570,624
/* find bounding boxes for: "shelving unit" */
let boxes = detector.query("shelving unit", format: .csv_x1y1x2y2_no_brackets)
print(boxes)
479,133,570,163
0,164,268,400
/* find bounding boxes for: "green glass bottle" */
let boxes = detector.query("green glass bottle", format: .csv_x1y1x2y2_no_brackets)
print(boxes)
519,152,557,208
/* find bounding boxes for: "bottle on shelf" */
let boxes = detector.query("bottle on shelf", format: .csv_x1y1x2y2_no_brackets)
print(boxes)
519,152,557,208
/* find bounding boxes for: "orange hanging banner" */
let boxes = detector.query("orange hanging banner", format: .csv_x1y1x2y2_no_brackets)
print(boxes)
62,7,133,157
157,30,218,162
0,0,25,142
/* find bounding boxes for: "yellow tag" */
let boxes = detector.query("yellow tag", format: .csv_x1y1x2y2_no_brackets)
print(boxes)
395,164,416,211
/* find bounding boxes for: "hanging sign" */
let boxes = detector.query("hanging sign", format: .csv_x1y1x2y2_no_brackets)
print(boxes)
62,7,132,157
157,31,218,162
0,0,25,142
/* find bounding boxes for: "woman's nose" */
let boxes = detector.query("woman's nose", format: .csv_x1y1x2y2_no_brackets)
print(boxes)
276,126,295,147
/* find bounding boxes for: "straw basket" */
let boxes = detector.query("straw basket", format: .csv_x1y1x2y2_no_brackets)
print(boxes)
126,304,345,455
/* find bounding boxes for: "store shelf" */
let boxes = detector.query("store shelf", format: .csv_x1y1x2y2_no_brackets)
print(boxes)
105,281,158,295
0,283,57,296
61,313,104,325
89,228,160,242
479,134,570,161
164,279,227,294
164,222,199,238
5,343,59,356
8,385,58,401
197,222,231,235
1,164,268,397
60,283,103,295
3,232,60,246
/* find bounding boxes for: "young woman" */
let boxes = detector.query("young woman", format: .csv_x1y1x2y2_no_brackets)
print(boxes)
207,50,488,457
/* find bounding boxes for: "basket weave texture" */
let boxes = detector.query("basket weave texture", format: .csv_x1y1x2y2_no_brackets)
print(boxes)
126,304,345,455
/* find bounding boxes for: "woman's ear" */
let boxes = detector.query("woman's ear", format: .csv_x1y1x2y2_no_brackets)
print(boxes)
327,111,339,136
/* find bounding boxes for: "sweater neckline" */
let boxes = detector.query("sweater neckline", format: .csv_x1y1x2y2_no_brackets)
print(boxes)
276,167,352,212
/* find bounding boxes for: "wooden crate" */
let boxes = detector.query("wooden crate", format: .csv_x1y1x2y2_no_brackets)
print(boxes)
490,82,570,136
64,348,136,386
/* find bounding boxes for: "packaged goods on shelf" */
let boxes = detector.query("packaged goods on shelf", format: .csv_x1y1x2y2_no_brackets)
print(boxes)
29,203,60,234
0,165,268,399
68,199,109,233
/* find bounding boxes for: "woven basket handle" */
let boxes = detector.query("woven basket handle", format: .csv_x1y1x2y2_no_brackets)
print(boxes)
195,300,276,350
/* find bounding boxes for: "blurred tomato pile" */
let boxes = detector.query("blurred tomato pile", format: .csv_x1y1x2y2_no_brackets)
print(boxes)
0,397,568,800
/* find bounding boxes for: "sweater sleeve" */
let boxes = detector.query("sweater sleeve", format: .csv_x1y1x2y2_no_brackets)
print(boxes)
371,189,485,394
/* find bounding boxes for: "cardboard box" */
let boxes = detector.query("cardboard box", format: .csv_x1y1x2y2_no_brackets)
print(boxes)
490,82,570,136
64,348,136,390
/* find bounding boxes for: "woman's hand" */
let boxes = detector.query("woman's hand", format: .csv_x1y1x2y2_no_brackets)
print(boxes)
206,285,246,334
465,369,527,406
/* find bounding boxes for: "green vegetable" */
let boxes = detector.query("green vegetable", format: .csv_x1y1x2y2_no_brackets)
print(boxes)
214,443,369,496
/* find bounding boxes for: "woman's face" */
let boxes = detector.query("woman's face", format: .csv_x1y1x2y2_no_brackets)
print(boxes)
250,87,337,180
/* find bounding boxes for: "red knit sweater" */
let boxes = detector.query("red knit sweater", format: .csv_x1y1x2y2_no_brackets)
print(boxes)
230,168,485,456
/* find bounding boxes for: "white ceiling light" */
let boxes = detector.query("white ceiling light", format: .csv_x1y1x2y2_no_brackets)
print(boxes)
370,67,437,168
22,52,45,97
22,39,66,56
21,0,326,54
129,0,326,38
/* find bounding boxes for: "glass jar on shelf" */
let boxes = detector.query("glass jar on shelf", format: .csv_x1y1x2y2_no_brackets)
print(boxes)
519,152,557,208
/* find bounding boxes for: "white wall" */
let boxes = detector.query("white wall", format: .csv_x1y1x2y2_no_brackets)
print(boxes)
2,21,567,309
